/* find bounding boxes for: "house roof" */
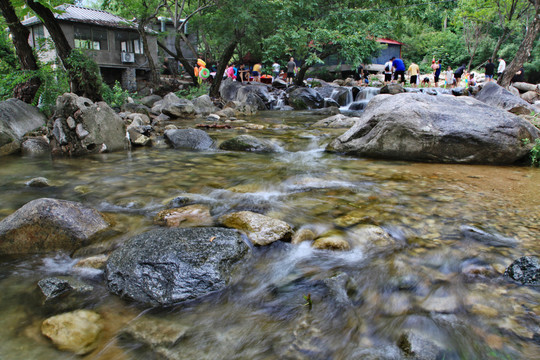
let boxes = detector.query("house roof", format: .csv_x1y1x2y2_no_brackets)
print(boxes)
377,38,404,46
22,4,136,29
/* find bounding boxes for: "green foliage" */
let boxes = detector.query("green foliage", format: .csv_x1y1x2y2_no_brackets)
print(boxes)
65,49,104,98
176,84,209,100
522,137,540,167
102,81,130,108
33,63,70,117
306,67,335,82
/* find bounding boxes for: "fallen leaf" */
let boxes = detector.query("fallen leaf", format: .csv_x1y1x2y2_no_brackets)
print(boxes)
209,236,216,242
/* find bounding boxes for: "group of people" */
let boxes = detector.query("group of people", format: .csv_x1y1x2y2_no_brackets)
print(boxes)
223,57,298,84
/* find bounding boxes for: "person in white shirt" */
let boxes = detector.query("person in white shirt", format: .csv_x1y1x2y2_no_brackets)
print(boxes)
497,58,506,79
384,59,393,84
272,61,280,81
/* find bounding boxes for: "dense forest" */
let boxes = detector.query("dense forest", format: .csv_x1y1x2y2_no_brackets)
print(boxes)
0,0,538,106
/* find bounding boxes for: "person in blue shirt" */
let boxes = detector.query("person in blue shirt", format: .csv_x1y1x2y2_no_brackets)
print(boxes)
391,57,406,84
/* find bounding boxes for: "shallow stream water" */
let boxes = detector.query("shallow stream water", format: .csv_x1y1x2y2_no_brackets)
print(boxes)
0,111,539,359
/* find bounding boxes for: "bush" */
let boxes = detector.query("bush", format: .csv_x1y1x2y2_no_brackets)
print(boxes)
175,84,209,100
102,81,131,108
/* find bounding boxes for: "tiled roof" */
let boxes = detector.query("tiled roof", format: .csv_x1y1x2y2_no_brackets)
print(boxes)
22,4,136,29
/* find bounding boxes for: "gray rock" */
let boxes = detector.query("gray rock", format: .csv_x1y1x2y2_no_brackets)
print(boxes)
236,87,267,110
121,102,151,115
508,85,520,97
120,315,189,349
272,78,287,89
219,78,244,102
37,276,93,311
316,85,351,106
139,94,162,108
0,198,111,255
504,256,540,285
106,227,249,306
218,211,292,246
53,93,128,155
66,116,76,129
160,93,195,118
219,135,282,153
521,90,538,104
26,177,50,187
288,88,324,109
380,84,405,94
327,93,540,164
475,82,535,115
311,114,358,128
164,128,215,150
206,114,220,122
21,137,50,156
324,98,340,108
0,98,47,155
460,225,519,247
397,331,445,360
192,94,218,115
75,123,89,139
512,82,537,92
312,106,341,115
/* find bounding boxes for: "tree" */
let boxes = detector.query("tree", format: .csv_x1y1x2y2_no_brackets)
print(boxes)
0,0,41,102
498,0,540,86
159,0,215,87
25,0,103,101
264,0,385,85
490,0,532,60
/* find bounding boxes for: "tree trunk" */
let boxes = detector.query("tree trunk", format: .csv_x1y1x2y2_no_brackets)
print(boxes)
0,0,41,103
138,21,160,86
209,38,238,99
295,64,310,86
175,34,198,86
491,28,510,61
25,0,102,101
498,5,540,87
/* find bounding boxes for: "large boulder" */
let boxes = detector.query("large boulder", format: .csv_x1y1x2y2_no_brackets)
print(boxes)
380,84,405,95
219,78,243,102
475,82,535,115
157,93,195,118
21,137,50,156
106,227,249,306
219,135,282,153
512,82,537,93
0,198,111,255
327,93,539,164
0,98,47,156
52,93,128,156
139,94,162,108
288,88,324,109
192,94,218,115
218,211,292,246
164,128,215,150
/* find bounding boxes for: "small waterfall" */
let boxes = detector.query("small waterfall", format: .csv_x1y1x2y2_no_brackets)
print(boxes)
343,87,380,113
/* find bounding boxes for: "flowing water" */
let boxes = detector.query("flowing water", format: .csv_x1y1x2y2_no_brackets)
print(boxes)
0,110,539,360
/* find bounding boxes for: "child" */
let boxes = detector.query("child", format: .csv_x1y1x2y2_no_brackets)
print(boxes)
445,66,454,88
421,77,430,87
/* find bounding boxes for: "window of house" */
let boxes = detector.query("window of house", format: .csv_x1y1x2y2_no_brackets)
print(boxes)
32,25,46,49
74,25,108,50
115,32,143,54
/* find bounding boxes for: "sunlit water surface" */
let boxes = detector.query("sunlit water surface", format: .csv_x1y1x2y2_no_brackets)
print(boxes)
0,111,539,359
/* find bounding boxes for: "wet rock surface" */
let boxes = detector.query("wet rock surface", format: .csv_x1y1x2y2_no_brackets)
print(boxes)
164,128,215,150
106,227,249,306
0,198,111,255
475,82,536,115
41,310,103,355
327,92,539,164
504,256,540,285
219,134,282,153
218,211,292,246
288,88,324,109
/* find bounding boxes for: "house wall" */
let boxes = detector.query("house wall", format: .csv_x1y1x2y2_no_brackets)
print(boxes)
28,22,159,70
370,44,401,65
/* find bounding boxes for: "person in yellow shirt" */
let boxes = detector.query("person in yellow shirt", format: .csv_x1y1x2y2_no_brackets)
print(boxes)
252,63,262,82
408,62,420,87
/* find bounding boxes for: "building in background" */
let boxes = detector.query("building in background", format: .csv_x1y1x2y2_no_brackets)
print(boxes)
22,4,159,91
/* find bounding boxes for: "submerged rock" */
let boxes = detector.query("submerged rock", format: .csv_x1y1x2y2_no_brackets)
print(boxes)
21,137,50,156
106,227,249,306
120,315,189,349
312,230,350,251
25,177,50,187
291,228,316,244
460,225,519,247
218,211,292,246
154,205,213,228
164,128,215,150
327,93,539,165
504,256,540,285
37,276,94,311
348,225,398,252
219,135,282,153
311,114,358,128
0,198,111,255
41,310,103,355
